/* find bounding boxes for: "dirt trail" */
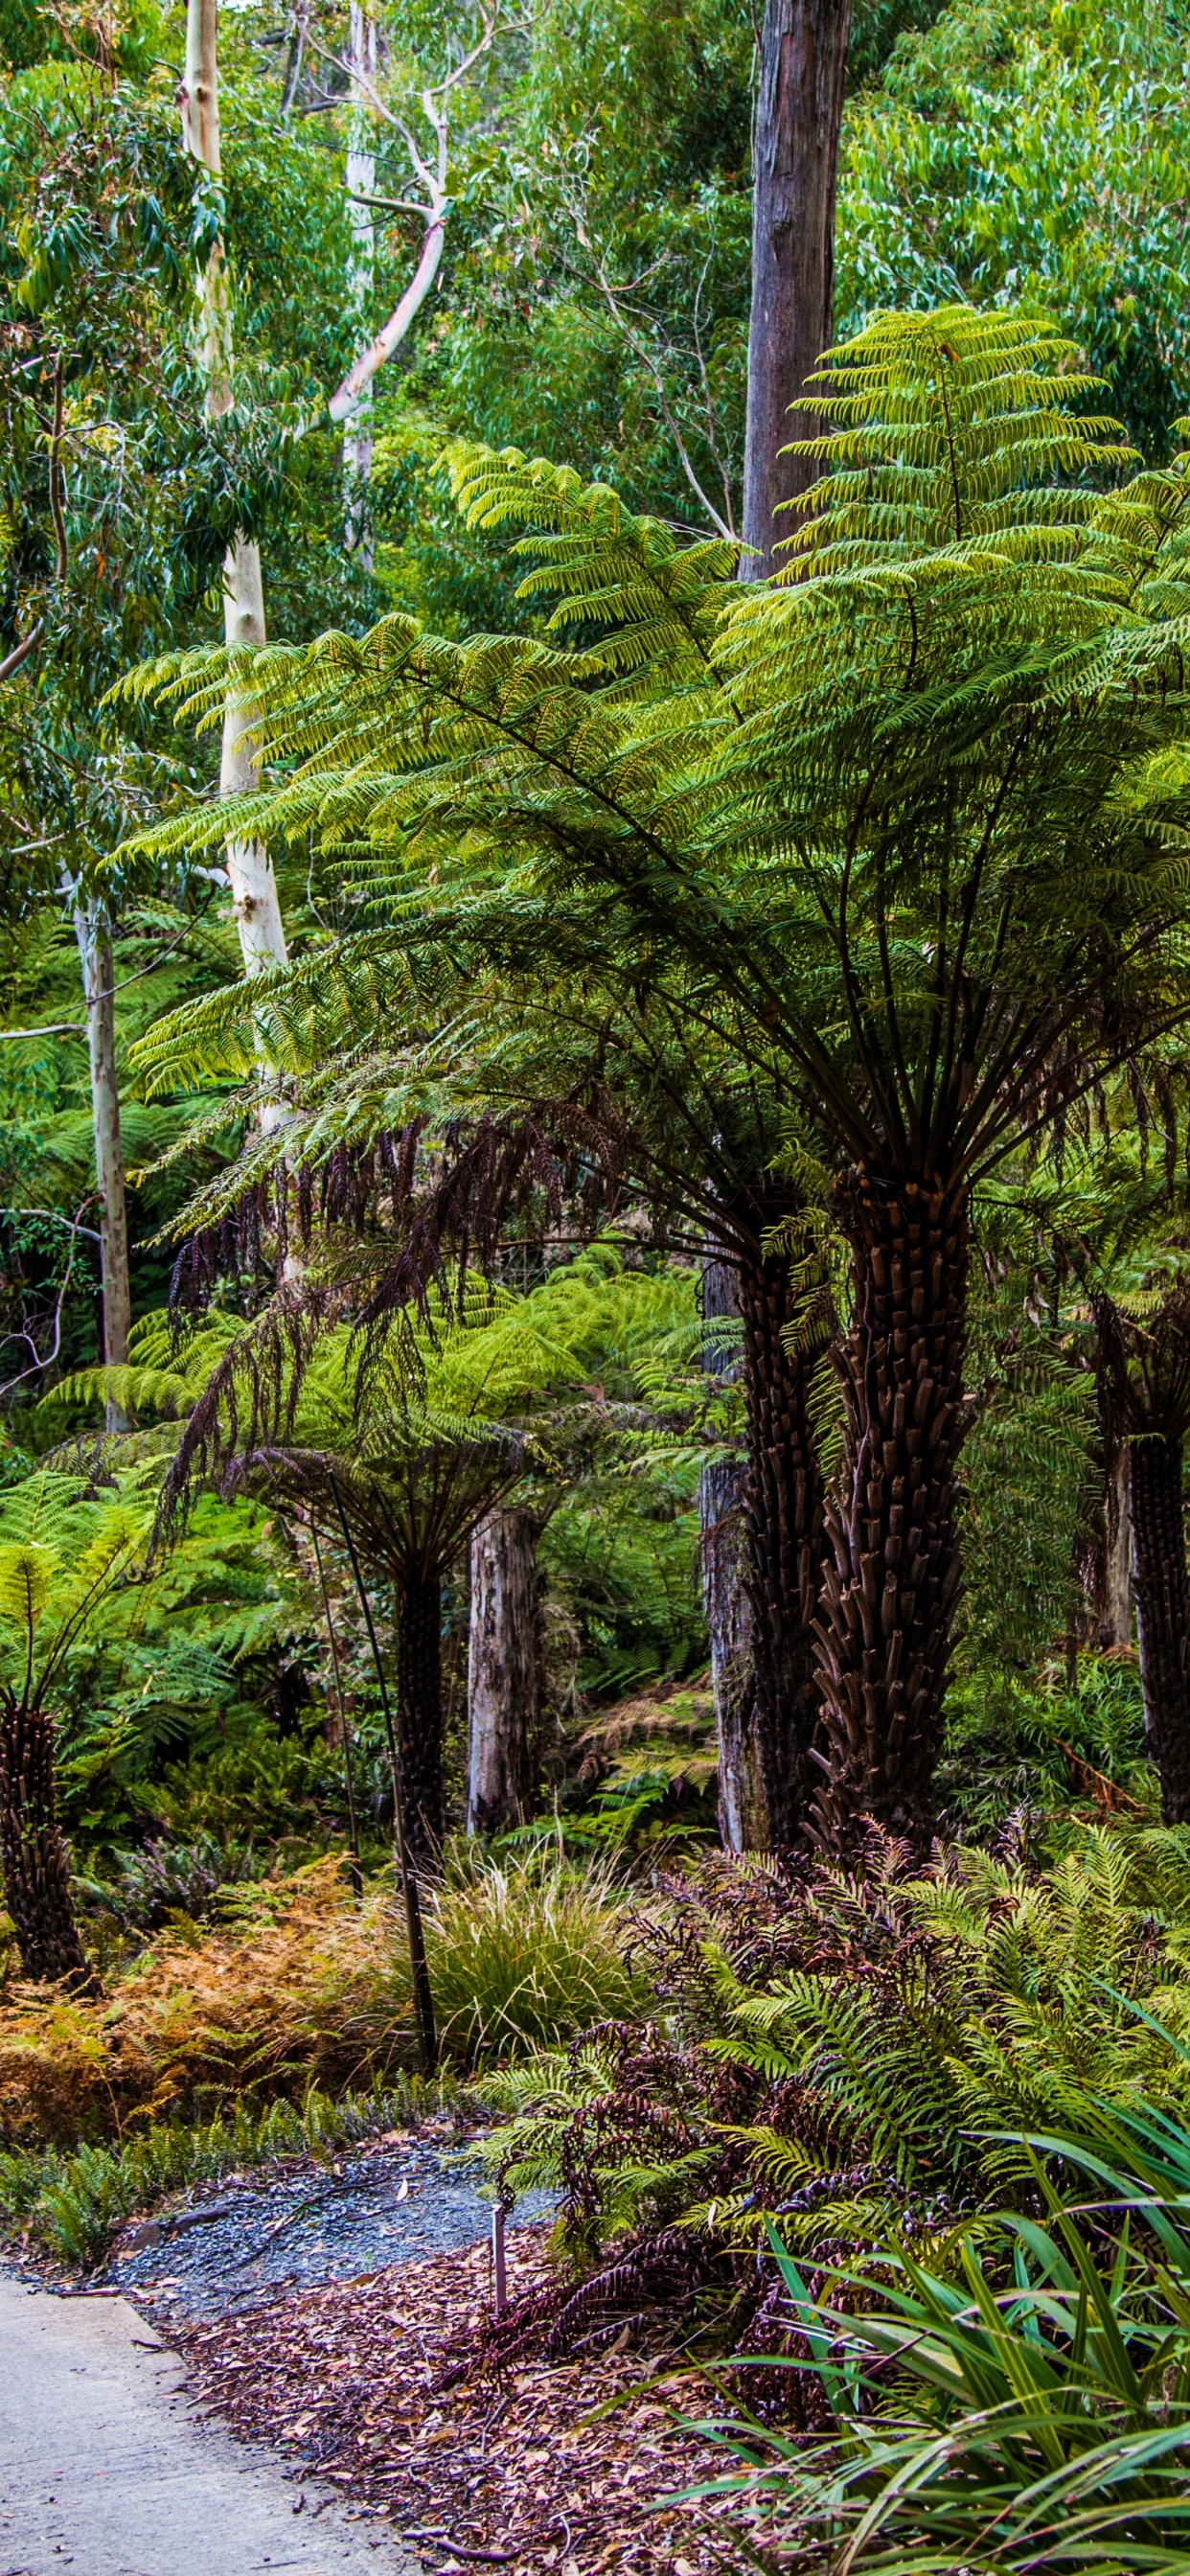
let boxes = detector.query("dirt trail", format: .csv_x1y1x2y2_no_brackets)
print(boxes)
0,2271,414,2576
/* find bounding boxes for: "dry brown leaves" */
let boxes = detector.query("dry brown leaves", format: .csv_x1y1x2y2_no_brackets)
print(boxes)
0,1861,412,2145
165,2226,744,2576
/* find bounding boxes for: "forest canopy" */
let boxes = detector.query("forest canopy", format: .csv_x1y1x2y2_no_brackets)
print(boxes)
3,8,1190,2562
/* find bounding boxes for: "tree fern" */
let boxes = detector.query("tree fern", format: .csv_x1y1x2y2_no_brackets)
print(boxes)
116,305,1190,1852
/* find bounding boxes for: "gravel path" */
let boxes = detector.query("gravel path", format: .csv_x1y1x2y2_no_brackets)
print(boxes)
103,2130,554,2326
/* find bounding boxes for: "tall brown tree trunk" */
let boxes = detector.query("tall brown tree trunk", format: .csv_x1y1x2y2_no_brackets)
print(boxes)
811,1171,968,1854
734,1211,825,1847
1130,1430,1190,1823
74,905,129,1434
740,0,853,578
468,1506,539,1835
0,1706,91,1984
398,1566,445,1865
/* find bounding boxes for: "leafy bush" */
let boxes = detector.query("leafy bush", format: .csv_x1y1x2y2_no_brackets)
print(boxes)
74,1829,270,1934
706,2101,1190,2572
423,1840,647,2066
0,1857,414,2144
941,1650,1151,1840
470,1829,1190,2363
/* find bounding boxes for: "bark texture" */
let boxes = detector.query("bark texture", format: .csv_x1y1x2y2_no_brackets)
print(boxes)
399,1567,445,1866
701,1453,759,1850
343,3,377,564
741,0,853,577
0,1706,90,1984
699,1255,758,1849
467,1506,539,1835
1098,1449,1133,1649
812,1170,968,1853
74,907,129,1433
1130,1431,1190,1824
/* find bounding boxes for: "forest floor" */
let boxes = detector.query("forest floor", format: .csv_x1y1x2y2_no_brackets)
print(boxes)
4,2122,738,2576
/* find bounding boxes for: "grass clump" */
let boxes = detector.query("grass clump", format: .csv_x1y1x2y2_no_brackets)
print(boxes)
711,2095,1190,2571
424,1839,648,2065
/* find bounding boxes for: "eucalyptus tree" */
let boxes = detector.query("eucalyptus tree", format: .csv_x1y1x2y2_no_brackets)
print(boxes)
742,0,853,573
121,307,1190,1855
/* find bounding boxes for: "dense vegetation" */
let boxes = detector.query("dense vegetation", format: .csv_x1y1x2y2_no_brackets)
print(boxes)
3,0,1190,2564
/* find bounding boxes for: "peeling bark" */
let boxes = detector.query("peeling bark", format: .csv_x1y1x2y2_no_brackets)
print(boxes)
1098,1449,1133,1649
467,1506,539,1835
74,905,129,1434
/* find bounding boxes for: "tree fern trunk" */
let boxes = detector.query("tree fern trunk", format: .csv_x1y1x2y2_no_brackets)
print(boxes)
398,1566,445,1865
812,1171,968,1853
735,1215,825,1847
741,0,853,577
0,1705,91,1985
467,1506,538,1835
1130,1430,1190,1823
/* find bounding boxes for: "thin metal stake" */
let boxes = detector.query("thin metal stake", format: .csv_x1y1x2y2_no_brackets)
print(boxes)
492,2204,507,2317
328,1470,438,2077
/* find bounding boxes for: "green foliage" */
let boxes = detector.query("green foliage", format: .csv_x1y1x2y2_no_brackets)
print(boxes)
710,2117,1190,2571
0,1466,151,1720
423,1837,647,2065
0,2071,451,2267
839,0,1190,460
477,1831,1190,2310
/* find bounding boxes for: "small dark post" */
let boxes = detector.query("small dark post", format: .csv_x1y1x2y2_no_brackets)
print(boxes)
492,2203,507,2316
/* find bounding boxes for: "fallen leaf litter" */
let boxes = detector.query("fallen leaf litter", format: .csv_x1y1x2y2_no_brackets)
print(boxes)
157,2225,741,2574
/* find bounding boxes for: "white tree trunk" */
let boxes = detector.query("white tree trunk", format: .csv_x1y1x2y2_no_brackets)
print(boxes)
181,0,287,979
343,4,377,567
468,1506,539,1834
73,905,129,1434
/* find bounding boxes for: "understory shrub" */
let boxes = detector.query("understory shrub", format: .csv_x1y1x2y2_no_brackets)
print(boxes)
423,1840,648,2064
705,2095,1190,2571
0,1842,641,2151
471,1827,1190,2366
